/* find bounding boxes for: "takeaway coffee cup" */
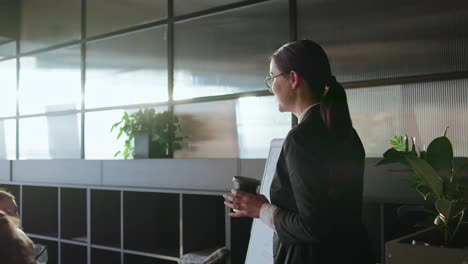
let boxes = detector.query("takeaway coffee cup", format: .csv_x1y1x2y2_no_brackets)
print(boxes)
232,176,261,194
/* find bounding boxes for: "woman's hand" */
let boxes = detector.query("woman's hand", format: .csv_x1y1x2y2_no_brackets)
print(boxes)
223,189,269,218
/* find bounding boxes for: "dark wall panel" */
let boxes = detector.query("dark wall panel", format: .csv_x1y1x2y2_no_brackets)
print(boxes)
297,0,468,82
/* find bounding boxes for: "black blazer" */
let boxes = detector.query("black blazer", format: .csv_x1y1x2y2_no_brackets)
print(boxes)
271,104,374,264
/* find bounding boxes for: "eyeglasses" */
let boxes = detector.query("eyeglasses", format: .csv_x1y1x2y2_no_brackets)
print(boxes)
34,244,48,264
264,73,288,92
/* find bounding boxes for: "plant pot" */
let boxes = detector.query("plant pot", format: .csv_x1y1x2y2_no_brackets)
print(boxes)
134,133,172,159
386,227,468,264
134,133,150,159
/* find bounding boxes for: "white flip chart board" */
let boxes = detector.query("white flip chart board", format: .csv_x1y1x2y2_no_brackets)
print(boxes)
245,139,284,264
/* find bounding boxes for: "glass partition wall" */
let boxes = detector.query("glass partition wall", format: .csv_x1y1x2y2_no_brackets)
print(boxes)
0,0,467,159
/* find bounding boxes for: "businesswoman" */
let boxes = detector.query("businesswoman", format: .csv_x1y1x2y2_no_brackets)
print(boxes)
224,40,373,264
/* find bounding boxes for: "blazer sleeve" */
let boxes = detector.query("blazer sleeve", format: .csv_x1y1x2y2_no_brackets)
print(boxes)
273,135,329,245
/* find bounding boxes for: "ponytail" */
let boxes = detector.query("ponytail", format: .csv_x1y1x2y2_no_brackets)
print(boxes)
320,75,353,141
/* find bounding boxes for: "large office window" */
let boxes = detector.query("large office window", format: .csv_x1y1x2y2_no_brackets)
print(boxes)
10,0,293,159
7,0,466,160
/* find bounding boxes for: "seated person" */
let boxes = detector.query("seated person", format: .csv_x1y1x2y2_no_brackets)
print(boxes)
0,210,37,264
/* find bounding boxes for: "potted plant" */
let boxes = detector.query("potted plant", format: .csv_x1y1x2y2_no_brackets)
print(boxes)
377,129,468,263
111,109,185,159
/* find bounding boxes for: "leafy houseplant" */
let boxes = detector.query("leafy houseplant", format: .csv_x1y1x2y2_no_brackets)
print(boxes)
377,129,468,247
111,109,184,159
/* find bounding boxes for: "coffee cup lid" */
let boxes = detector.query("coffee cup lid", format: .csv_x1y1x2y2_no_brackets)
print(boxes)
232,176,261,186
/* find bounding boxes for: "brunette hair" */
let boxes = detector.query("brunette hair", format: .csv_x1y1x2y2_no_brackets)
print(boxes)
272,40,353,140
0,210,37,264
0,189,15,201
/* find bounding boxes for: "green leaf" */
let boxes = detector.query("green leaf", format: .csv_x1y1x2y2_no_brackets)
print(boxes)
110,121,122,132
436,199,465,220
123,148,129,159
426,136,453,176
117,128,123,140
416,184,433,200
376,148,406,166
404,155,443,198
408,173,423,184
114,150,121,158
389,135,406,152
